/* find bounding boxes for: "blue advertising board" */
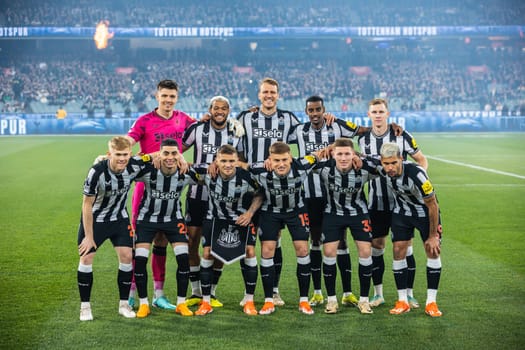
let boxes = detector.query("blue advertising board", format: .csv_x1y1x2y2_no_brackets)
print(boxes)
1,112,524,136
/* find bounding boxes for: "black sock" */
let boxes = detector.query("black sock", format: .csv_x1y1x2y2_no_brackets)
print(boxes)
359,263,372,298
176,253,190,299
337,252,352,293
77,271,93,302
200,265,213,297
310,247,322,290
117,269,133,300
372,254,385,286
133,256,148,299
406,254,416,289
273,247,283,291
323,262,337,297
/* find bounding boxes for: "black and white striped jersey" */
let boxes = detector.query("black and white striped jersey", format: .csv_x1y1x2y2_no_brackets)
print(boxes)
135,164,199,223
237,109,300,164
82,157,148,223
289,119,360,198
316,159,378,216
250,156,317,213
357,126,421,211
182,121,243,201
198,167,260,221
380,161,435,218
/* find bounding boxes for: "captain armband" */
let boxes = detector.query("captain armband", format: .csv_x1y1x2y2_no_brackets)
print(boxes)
141,154,151,162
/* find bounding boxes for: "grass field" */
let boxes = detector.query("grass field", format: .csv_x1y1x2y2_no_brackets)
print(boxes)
0,133,524,350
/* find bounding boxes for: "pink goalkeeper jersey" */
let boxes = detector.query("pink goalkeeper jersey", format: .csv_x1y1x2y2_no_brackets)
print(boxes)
127,109,196,153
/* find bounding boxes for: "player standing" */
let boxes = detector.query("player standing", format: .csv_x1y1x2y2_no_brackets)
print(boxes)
358,98,427,309
126,79,195,310
77,136,150,321
182,96,244,308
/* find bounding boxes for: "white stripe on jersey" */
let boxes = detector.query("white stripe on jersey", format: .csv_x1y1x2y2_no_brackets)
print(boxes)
136,166,197,223
382,162,433,218
83,158,146,223
182,121,243,201
358,127,420,211
317,159,377,216
238,109,299,164
203,168,259,221
292,119,359,198
251,158,315,213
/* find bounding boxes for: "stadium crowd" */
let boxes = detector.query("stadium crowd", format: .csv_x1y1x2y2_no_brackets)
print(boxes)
1,51,523,115
1,0,523,27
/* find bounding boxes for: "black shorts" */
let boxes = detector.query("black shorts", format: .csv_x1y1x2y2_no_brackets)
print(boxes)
201,219,256,248
77,218,133,253
135,220,189,244
258,209,310,242
185,198,208,227
304,197,326,229
369,209,392,239
322,213,373,243
390,212,443,242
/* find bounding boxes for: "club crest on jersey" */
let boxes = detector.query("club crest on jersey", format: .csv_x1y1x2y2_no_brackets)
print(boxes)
253,128,283,138
278,116,285,126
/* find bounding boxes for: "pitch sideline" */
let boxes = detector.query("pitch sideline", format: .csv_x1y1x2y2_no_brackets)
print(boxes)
427,155,525,180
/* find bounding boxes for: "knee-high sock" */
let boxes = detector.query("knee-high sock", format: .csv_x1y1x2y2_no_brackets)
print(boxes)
244,257,258,295
297,255,311,298
406,245,416,290
310,243,322,291
118,263,133,301
273,239,283,291
200,259,214,298
322,256,337,297
78,263,93,302
260,258,275,299
133,250,149,299
174,245,190,299
393,259,408,301
358,256,373,299
426,257,442,304
337,248,352,293
371,247,385,287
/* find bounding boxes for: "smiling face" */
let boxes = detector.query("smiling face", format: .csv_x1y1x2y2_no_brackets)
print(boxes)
155,87,178,118
210,99,230,129
258,82,279,113
305,100,325,129
269,151,292,177
216,152,238,178
159,145,180,173
107,146,132,173
333,146,354,172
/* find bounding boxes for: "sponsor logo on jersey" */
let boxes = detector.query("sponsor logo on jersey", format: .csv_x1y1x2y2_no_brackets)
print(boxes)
203,143,219,154
305,142,329,153
253,128,283,138
106,187,129,196
329,183,358,194
210,191,238,203
269,187,300,195
151,189,180,200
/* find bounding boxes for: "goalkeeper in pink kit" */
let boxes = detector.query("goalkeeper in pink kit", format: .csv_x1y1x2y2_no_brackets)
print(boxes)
127,79,196,309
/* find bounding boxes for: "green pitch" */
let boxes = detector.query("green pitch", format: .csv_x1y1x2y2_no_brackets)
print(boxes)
0,133,524,349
